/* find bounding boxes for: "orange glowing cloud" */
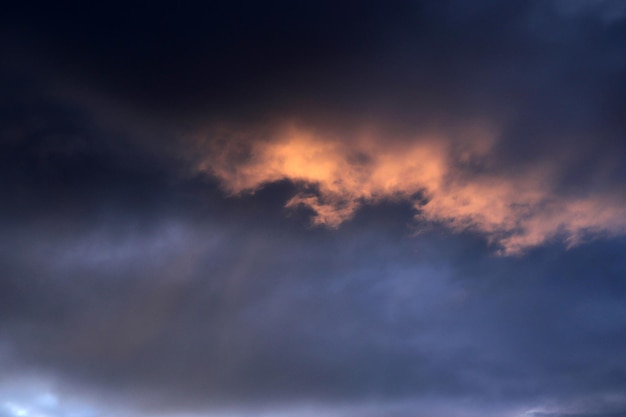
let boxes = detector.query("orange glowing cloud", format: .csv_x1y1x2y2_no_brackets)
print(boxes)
195,124,626,254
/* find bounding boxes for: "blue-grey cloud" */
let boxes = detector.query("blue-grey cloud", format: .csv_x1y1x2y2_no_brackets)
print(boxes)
1,1,626,416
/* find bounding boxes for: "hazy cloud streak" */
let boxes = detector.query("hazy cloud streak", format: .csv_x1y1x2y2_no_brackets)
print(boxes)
198,124,626,254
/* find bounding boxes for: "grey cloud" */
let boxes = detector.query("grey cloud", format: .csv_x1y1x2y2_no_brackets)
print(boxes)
2,207,626,416
1,1,626,416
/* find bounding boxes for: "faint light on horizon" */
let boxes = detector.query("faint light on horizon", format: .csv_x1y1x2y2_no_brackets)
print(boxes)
4,402,30,416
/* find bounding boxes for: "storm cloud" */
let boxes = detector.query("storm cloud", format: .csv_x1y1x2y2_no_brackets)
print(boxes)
1,1,626,416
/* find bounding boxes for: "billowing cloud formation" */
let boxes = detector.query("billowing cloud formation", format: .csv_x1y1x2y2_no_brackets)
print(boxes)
198,124,626,254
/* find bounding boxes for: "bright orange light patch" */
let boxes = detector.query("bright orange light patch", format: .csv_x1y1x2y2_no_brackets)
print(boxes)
196,124,626,254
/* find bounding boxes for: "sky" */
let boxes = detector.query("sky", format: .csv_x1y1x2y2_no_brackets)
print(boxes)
1,1,626,416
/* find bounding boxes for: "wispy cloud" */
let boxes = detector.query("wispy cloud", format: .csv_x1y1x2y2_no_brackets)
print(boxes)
198,124,626,254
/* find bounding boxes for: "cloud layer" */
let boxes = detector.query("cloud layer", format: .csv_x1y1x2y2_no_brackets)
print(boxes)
2,0,626,416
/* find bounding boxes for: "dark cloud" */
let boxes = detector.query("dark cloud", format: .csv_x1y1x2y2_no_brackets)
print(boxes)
1,1,626,416
3,0,623,129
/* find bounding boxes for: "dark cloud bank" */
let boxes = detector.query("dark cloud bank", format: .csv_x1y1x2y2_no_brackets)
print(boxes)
1,1,626,416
